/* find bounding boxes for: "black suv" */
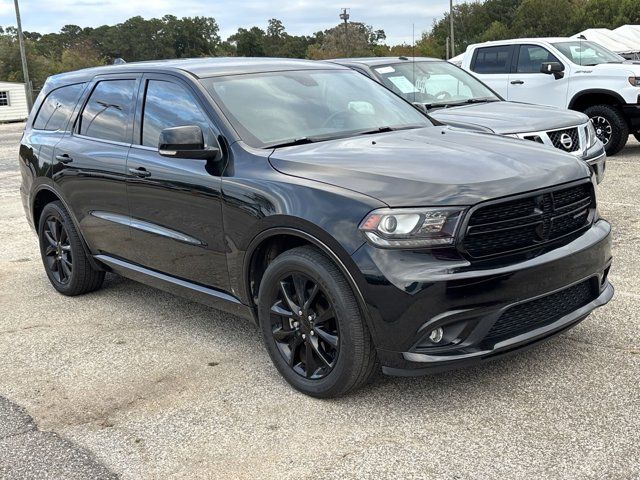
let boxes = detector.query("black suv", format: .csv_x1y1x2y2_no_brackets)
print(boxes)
19,58,613,397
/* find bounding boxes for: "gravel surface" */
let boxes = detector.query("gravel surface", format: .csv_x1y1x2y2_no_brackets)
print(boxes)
0,121,638,479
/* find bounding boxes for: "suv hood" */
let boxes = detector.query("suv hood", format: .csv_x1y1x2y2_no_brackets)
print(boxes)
268,127,590,207
430,101,588,135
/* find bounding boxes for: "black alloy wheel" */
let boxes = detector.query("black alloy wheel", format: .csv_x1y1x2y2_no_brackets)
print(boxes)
258,246,378,398
42,215,73,284
269,272,340,379
38,201,105,296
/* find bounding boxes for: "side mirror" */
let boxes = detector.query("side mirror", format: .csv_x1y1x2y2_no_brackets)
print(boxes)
158,125,220,161
540,62,565,80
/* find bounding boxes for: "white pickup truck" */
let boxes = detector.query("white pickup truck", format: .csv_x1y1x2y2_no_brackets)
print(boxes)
461,37,640,155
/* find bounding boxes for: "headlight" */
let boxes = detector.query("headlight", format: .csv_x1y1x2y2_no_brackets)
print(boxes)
586,120,598,148
629,76,640,87
359,207,466,248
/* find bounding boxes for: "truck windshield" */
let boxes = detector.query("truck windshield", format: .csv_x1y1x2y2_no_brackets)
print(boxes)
370,60,501,107
552,41,624,66
201,69,431,148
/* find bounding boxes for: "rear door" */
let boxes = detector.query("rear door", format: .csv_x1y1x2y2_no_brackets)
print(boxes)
27,83,87,171
125,73,229,290
469,44,514,99
507,44,569,107
19,83,87,210
53,74,140,256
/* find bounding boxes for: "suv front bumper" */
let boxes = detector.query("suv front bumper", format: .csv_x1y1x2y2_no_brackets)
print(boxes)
350,220,613,376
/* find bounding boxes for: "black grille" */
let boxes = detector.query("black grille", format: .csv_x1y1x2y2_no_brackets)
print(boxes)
481,280,596,346
463,183,593,258
547,128,580,153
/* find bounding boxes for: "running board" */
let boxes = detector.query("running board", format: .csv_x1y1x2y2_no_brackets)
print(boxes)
94,254,255,321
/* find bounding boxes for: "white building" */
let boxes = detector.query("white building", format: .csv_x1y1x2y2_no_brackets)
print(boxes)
0,81,29,122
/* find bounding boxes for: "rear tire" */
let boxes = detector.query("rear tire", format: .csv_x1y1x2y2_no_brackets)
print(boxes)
38,201,105,296
257,246,378,398
584,104,629,156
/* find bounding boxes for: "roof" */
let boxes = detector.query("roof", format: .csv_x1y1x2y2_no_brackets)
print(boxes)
572,28,640,54
0,81,26,86
45,57,347,88
615,25,640,44
328,57,443,67
466,38,578,50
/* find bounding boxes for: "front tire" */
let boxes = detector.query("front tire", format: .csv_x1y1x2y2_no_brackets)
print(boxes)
38,201,105,296
584,104,629,156
258,246,377,398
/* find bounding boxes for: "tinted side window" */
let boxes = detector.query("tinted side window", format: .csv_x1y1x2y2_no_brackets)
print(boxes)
516,45,561,73
79,80,135,143
33,83,85,131
141,80,211,148
472,46,512,74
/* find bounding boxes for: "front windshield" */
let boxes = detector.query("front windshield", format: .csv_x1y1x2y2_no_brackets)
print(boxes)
201,70,431,148
371,60,500,106
552,41,624,66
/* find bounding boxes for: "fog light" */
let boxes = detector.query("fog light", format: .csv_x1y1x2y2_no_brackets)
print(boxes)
429,327,444,344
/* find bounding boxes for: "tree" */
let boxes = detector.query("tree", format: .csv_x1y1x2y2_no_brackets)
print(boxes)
306,22,386,59
481,21,511,42
618,0,640,23
512,0,574,37
229,27,266,57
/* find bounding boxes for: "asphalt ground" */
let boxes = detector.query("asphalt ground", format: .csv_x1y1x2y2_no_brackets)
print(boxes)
0,121,638,479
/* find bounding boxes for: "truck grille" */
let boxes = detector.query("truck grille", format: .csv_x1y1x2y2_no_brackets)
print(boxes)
462,182,594,259
481,280,596,346
547,127,580,153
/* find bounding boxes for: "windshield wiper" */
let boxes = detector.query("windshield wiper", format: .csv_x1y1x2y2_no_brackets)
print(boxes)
355,125,423,136
265,137,318,149
461,97,499,104
422,98,497,110
266,125,425,148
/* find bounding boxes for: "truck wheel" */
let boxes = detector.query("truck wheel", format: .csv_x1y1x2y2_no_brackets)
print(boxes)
257,246,378,398
584,105,629,156
634,132,640,143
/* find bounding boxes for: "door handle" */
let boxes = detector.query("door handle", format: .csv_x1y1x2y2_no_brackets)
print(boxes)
128,167,151,178
510,80,525,85
55,153,73,163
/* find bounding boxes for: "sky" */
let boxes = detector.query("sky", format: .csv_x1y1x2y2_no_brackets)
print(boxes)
0,0,451,45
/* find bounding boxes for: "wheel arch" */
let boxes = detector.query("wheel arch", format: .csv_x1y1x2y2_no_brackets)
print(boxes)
31,184,104,271
243,227,372,330
569,89,626,111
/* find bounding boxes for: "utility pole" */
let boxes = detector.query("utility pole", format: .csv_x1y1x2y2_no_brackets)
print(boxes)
449,0,455,57
339,8,350,57
13,0,33,110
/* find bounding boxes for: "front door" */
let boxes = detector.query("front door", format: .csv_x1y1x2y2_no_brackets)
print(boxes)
125,74,229,291
507,44,569,108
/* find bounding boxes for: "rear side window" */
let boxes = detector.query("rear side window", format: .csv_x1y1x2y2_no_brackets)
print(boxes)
516,45,561,73
141,80,211,148
79,79,136,143
33,84,84,131
472,46,513,74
